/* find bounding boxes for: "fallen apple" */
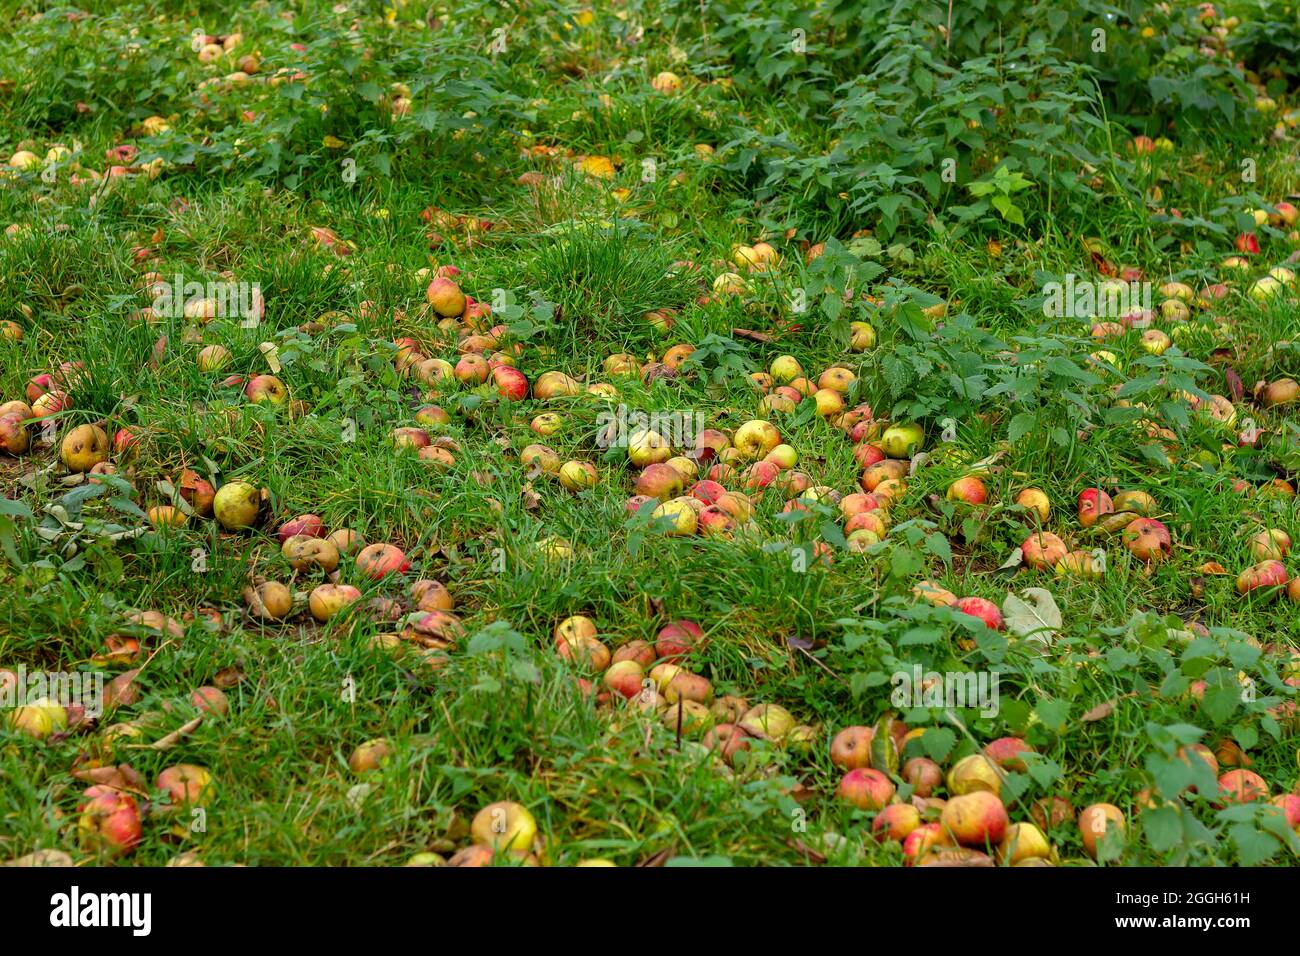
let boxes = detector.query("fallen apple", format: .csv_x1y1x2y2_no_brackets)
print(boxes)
1077,803,1125,858
213,480,261,530
838,768,895,811
941,791,1009,847
60,423,110,473
77,786,143,857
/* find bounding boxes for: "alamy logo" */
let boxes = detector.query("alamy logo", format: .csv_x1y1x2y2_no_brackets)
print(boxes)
151,274,263,324
1,665,103,719
890,665,1001,717
595,404,705,450
49,886,152,936
1041,274,1152,321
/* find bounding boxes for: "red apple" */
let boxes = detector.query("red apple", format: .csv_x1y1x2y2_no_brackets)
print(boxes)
656,620,705,661
1218,769,1269,804
77,786,143,857
954,596,1003,630
1237,560,1289,595
278,514,325,543
946,475,988,505
244,374,288,405
838,768,895,811
356,543,410,579
830,726,875,770
491,364,529,401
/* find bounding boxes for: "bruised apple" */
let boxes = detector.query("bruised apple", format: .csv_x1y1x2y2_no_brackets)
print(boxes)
77,786,143,857
1237,560,1288,595
60,424,110,472
309,583,361,622
1122,518,1171,562
1021,532,1068,570
941,791,1009,847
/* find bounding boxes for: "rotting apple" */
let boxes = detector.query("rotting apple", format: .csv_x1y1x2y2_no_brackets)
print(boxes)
1236,560,1288,595
77,786,143,857
1122,517,1171,562
282,535,340,573
309,583,361,622
245,581,293,620
738,703,796,741
348,738,392,774
60,423,110,473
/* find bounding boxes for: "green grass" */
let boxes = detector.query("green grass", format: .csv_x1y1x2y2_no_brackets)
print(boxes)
0,0,1298,869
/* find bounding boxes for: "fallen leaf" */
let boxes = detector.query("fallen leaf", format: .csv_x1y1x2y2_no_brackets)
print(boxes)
1225,367,1244,402
72,763,149,795
147,716,203,750
1082,700,1116,722
998,547,1025,571
104,669,141,709
1001,588,1063,644
637,846,675,867
786,838,827,864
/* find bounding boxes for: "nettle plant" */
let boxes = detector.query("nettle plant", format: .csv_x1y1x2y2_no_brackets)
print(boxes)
697,10,1101,238
139,7,531,190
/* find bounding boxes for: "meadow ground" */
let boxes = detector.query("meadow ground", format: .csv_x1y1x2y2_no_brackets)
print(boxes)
0,0,1299,868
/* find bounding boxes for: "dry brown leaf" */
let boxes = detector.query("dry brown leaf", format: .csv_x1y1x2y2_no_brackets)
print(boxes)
636,846,675,868
147,716,203,751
